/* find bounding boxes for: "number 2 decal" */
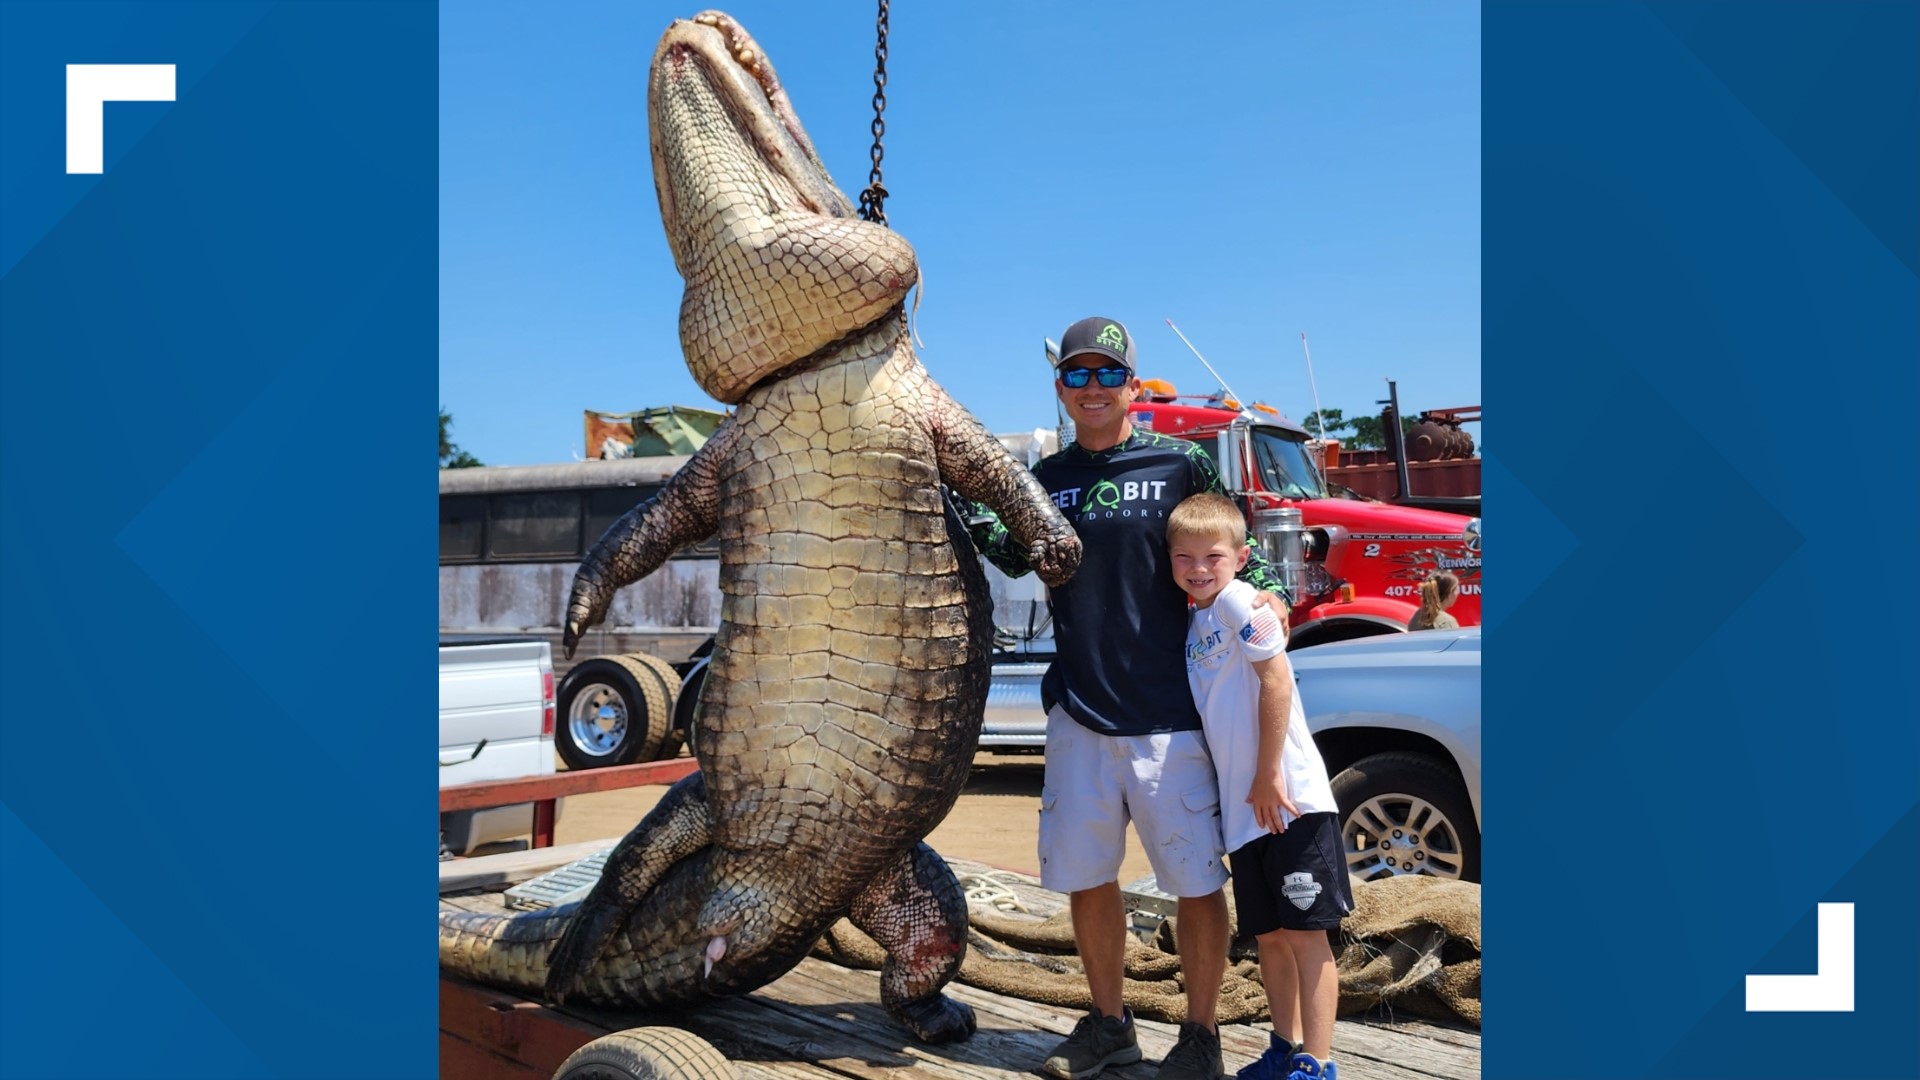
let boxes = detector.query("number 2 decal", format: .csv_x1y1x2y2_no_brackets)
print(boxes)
1363,543,1382,557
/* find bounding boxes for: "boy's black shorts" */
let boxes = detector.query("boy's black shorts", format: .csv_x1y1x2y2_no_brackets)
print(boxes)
1228,812,1355,934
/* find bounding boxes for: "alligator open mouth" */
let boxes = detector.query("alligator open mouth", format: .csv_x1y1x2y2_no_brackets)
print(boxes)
649,11,853,274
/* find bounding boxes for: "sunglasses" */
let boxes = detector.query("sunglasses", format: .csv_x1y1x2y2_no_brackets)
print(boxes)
1058,366,1132,389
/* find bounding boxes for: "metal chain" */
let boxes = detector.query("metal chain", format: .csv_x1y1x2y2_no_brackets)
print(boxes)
857,0,890,226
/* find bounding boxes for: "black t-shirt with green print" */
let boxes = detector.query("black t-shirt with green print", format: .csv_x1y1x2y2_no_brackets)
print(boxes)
965,428,1284,737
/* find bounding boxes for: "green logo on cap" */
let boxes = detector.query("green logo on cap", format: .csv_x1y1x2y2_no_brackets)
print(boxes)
1095,324,1126,352
1082,479,1122,513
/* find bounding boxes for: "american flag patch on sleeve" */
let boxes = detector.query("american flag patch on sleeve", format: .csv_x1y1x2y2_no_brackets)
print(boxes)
1240,609,1282,648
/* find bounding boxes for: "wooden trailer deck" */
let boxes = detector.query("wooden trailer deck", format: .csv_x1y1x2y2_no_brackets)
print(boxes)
440,843,1480,1080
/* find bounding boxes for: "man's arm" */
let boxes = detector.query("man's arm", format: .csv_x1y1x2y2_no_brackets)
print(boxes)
950,493,1036,579
1236,533,1287,600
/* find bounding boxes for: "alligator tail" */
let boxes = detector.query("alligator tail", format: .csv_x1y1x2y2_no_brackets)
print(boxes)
439,903,572,994
440,847,734,1008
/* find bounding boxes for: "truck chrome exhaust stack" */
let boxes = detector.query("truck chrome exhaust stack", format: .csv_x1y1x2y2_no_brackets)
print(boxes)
1254,505,1308,607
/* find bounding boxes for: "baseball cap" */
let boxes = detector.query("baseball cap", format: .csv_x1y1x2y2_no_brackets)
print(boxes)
1056,316,1137,372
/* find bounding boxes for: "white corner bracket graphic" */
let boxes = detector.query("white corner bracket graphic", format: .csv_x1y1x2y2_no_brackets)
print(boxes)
1745,902,1855,1012
66,64,176,174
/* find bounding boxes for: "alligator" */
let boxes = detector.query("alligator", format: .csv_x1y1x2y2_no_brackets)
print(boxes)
437,10,1080,1044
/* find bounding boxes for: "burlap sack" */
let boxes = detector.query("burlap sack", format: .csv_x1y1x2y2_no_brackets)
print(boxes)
810,875,1479,1028
1333,875,1480,1026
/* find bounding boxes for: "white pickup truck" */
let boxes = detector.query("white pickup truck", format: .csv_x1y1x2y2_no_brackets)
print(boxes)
439,638,562,856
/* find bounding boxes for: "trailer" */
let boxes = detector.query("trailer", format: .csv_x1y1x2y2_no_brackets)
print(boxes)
439,768,1482,1080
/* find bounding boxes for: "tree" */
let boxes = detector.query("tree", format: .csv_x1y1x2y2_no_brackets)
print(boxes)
440,408,483,468
1345,411,1418,451
1301,407,1351,439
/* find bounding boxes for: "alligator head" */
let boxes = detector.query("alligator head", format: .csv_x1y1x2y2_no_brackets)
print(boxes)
650,11,918,404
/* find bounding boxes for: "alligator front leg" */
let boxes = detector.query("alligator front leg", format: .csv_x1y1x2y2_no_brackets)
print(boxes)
563,422,738,657
926,386,1081,588
545,773,710,1003
847,842,976,1044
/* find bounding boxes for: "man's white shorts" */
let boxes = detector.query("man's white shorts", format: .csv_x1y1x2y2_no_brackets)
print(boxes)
1036,705,1230,897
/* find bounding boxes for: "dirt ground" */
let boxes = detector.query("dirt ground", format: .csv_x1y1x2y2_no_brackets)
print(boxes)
542,749,1158,886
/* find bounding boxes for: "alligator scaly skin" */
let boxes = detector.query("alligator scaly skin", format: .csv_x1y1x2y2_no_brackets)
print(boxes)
438,11,1080,1044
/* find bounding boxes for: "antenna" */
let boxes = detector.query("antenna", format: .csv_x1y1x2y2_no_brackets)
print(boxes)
1300,332,1330,485
1163,319,1242,407
1044,337,1073,445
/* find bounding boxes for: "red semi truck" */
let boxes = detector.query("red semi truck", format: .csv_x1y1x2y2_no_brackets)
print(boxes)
1125,383,1481,649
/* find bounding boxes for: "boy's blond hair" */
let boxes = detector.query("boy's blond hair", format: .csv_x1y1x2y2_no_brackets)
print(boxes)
1166,493,1246,548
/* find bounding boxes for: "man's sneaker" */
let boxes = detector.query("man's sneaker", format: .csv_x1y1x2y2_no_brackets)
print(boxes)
1040,1008,1142,1080
1284,1053,1337,1080
1234,1032,1300,1080
1156,1021,1224,1080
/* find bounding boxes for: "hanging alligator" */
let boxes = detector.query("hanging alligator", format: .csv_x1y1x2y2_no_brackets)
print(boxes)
438,10,1081,1043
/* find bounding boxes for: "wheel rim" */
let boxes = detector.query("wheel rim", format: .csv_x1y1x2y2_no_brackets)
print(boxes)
1342,792,1466,881
566,681,628,757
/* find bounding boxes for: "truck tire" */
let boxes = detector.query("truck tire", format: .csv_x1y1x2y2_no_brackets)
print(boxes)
553,1026,735,1080
1287,619,1401,651
556,653,679,770
1330,751,1479,883
671,655,709,753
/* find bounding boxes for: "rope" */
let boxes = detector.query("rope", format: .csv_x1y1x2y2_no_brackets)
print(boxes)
957,871,1031,914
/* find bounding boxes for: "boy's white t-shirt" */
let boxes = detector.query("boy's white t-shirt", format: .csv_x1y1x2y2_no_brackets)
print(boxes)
1185,580,1339,852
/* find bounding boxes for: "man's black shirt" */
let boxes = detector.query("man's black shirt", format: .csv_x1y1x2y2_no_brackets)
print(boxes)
967,428,1283,737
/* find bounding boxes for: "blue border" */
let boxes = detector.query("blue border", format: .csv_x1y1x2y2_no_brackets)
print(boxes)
1,3,438,1077
1485,3,1918,1077
6,2,1917,1077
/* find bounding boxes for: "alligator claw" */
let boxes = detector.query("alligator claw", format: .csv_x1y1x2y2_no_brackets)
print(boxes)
891,994,977,1044
1029,530,1083,589
562,589,604,660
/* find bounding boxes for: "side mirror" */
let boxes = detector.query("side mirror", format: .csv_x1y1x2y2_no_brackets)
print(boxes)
1216,428,1247,496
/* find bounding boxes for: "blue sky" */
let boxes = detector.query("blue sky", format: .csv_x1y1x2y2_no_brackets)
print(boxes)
440,2,1479,466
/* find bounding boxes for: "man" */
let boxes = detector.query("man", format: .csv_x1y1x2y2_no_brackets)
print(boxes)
966,316,1286,1080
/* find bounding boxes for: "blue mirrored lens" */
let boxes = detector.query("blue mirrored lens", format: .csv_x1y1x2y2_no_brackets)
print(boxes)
1060,366,1129,388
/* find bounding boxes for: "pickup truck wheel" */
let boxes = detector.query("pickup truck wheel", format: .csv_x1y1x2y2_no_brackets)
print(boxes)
554,1025,735,1080
556,654,679,770
1331,751,1479,883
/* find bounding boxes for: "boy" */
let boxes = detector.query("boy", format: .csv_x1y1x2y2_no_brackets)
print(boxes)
1167,494,1353,1080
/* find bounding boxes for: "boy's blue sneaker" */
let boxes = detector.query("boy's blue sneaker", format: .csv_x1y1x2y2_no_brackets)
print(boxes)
1284,1052,1337,1080
1234,1032,1300,1080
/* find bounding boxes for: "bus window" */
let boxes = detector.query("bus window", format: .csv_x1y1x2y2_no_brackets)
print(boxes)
585,486,661,548
440,495,486,562
488,491,583,559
